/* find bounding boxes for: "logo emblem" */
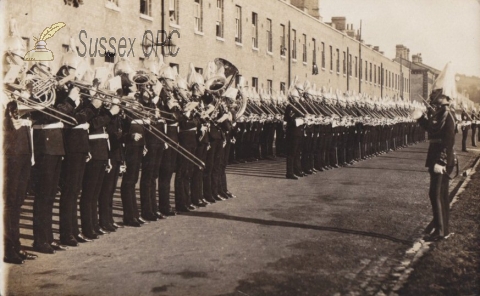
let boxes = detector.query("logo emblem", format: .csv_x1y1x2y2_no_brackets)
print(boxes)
24,22,66,61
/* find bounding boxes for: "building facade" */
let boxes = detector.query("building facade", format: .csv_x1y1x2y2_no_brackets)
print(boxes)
5,0,410,99
394,45,439,103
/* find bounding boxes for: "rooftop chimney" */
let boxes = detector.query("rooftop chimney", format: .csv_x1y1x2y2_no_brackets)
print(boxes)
331,17,347,31
412,53,423,63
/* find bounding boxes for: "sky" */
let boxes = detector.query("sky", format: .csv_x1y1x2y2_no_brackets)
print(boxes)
320,0,480,77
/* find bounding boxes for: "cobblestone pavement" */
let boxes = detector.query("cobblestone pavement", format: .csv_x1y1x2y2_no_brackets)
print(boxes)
4,137,479,296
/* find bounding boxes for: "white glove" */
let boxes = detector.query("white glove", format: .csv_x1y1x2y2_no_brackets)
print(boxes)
132,133,143,141
165,143,169,150
86,152,92,163
106,159,112,173
295,118,305,126
433,164,446,174
69,87,81,105
143,146,148,156
119,164,127,174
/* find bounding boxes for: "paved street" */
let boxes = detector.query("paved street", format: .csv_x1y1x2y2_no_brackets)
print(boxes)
5,137,479,296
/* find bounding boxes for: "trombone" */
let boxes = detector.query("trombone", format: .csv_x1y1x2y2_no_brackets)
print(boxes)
3,88,79,126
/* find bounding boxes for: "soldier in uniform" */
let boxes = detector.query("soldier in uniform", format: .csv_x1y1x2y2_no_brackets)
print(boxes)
471,107,477,147
413,63,456,242
284,85,305,179
460,105,470,152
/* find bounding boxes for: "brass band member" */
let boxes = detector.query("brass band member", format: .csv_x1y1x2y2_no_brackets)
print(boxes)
284,85,305,180
158,67,181,216
174,75,201,212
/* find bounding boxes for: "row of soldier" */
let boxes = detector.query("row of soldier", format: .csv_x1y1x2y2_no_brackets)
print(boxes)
2,35,429,264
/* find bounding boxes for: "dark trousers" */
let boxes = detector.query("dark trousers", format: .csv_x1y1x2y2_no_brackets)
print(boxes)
219,141,231,193
4,155,31,256
80,160,107,235
286,131,303,176
158,128,179,213
461,128,469,151
191,142,209,204
59,152,87,240
140,145,164,217
98,160,121,227
204,139,223,198
175,131,197,208
33,154,63,245
428,168,450,236
121,145,142,222
471,125,477,146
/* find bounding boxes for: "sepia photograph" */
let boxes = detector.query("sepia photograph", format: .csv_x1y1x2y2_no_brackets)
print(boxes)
1,0,480,295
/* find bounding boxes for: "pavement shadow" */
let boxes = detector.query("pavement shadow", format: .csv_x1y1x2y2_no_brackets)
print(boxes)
185,211,412,245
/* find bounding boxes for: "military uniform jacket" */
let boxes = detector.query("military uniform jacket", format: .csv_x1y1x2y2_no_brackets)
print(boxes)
418,105,456,168
106,114,125,162
62,97,98,154
88,107,114,160
3,118,32,156
31,103,67,156
284,104,305,137
461,110,470,131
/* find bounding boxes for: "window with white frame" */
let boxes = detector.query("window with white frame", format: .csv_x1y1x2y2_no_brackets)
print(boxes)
267,79,272,94
252,12,258,49
169,0,178,24
329,45,333,71
216,0,224,38
140,0,151,16
342,51,346,74
280,24,286,56
266,19,272,53
302,34,307,62
292,29,297,60
235,5,242,43
194,0,203,32
336,48,340,73
252,77,258,92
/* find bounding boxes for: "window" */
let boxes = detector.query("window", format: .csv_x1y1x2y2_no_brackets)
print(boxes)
280,82,286,93
292,29,296,60
374,65,376,84
216,0,224,38
266,19,272,53
267,80,273,94
336,48,340,73
140,0,152,16
105,50,115,63
302,34,307,63
252,77,258,92
355,56,358,77
369,62,372,82
329,45,333,71
348,53,352,76
170,63,179,74
169,0,178,24
365,61,368,81
194,0,203,32
235,6,242,43
378,66,381,84
195,67,203,74
280,24,286,56
312,38,317,64
252,12,258,49
342,51,346,74
321,42,325,68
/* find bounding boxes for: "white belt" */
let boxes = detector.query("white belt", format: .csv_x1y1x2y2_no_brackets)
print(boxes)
131,119,150,124
180,127,197,132
72,123,90,130
168,123,178,127
32,122,64,129
21,119,32,127
89,133,109,140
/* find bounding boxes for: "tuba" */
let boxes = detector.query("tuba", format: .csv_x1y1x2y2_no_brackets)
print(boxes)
204,58,239,96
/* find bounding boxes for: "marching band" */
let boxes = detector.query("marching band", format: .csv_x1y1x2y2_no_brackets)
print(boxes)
3,27,478,265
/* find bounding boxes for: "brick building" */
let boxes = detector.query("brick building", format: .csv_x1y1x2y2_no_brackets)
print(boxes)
394,45,439,103
5,0,409,99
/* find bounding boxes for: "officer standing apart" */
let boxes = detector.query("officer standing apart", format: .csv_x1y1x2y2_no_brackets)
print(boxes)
412,63,456,242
